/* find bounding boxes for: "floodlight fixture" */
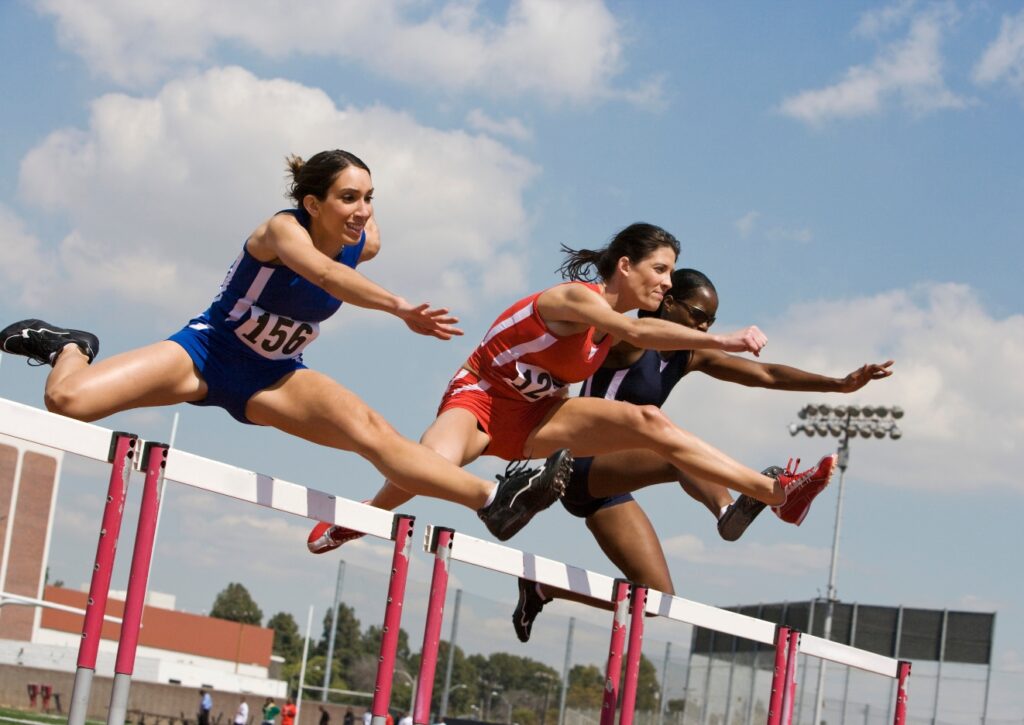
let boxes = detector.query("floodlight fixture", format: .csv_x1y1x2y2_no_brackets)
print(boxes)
891,406,905,419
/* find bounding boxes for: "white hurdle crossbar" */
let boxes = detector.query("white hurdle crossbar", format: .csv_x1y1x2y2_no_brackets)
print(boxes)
0,398,413,725
416,524,912,725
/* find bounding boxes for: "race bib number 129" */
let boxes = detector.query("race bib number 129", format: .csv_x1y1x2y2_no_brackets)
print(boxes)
509,362,568,400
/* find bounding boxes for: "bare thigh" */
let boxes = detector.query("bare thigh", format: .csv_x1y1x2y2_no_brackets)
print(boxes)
586,450,679,498
586,500,674,594
246,369,492,508
419,408,492,466
45,341,207,421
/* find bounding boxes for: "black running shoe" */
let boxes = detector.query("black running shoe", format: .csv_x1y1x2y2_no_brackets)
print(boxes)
478,449,573,541
716,465,781,542
513,577,552,643
0,319,99,366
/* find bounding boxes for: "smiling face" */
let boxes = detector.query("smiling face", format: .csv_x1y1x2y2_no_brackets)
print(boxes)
663,283,719,331
304,165,374,245
619,244,677,311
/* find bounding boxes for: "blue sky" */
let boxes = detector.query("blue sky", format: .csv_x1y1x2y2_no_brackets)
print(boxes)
1,1,1022,721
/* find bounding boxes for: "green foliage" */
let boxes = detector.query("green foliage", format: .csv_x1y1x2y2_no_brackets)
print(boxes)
267,611,303,662
209,582,263,625
566,664,605,709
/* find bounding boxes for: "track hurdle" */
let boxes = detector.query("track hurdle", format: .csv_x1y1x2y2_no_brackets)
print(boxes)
415,526,648,725
414,524,912,725
0,397,414,725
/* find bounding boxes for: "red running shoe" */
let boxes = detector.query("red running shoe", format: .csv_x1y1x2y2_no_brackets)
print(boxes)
307,501,369,554
771,455,838,526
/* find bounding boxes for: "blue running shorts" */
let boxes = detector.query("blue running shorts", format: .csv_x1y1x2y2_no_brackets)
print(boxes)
168,320,306,425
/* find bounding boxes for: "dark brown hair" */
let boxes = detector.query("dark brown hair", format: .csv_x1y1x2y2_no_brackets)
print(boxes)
557,223,680,283
286,150,370,206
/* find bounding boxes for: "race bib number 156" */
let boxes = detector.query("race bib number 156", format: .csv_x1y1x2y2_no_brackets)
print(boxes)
235,306,319,360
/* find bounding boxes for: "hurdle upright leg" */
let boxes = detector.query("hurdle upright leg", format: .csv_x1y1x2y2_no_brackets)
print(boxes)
68,432,138,725
601,579,632,725
107,442,168,725
372,514,416,725
414,527,455,725
780,630,800,725
618,584,649,725
892,661,911,725
766,626,792,725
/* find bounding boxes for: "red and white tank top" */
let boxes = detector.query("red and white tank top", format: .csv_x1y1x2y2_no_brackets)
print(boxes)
466,282,613,401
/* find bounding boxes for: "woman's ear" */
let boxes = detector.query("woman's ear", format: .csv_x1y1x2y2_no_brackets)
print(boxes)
303,194,320,217
616,255,632,276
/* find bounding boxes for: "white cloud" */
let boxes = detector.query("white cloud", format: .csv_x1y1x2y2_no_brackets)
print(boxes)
973,9,1024,96
765,226,813,244
14,66,538,322
854,0,918,38
0,204,59,308
734,211,759,239
466,110,532,142
35,0,651,104
662,533,828,575
662,282,1024,494
778,2,968,125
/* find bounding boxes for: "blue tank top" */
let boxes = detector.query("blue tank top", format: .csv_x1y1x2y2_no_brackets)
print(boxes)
579,348,692,406
195,208,366,361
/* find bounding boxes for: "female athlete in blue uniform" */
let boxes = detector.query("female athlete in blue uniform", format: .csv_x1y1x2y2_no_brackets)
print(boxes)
0,150,570,540
512,268,894,641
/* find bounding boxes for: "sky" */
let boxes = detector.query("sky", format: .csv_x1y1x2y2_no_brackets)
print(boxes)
0,0,1022,721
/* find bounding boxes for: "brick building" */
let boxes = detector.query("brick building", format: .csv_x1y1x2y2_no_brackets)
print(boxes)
0,433,286,699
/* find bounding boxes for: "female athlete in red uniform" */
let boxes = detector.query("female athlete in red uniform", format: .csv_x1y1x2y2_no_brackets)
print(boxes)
309,222,837,548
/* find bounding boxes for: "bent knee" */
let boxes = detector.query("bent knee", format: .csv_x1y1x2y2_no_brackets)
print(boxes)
626,404,673,433
347,409,403,459
44,383,96,421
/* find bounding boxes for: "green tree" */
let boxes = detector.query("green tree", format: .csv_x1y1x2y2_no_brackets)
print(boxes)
209,582,263,625
566,664,604,709
319,602,367,681
267,611,303,663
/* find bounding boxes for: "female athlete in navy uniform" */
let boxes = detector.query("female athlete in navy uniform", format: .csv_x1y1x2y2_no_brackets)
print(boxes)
1,150,570,539
308,224,838,552
509,268,894,641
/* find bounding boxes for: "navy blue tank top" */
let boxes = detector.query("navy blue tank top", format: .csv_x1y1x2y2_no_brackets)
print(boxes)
579,348,692,406
194,208,366,361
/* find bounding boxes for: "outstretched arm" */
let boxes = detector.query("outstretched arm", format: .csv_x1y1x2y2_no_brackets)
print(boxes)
692,351,894,392
538,283,767,355
266,214,462,340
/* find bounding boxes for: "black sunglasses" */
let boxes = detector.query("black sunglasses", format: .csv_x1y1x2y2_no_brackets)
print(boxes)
679,300,716,326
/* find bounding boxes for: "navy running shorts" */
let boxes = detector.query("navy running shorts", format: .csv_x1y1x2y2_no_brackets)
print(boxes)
561,456,635,519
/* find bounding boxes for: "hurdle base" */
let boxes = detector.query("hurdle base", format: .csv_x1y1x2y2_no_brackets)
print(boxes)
67,667,95,725
107,673,132,725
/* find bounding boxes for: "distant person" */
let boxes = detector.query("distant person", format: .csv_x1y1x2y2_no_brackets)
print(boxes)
362,711,372,725
234,698,249,725
281,698,297,725
398,713,412,725
343,709,355,725
262,698,281,725
319,706,331,725
199,690,213,725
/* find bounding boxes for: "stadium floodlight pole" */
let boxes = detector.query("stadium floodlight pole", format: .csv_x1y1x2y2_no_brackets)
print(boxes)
789,403,904,725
